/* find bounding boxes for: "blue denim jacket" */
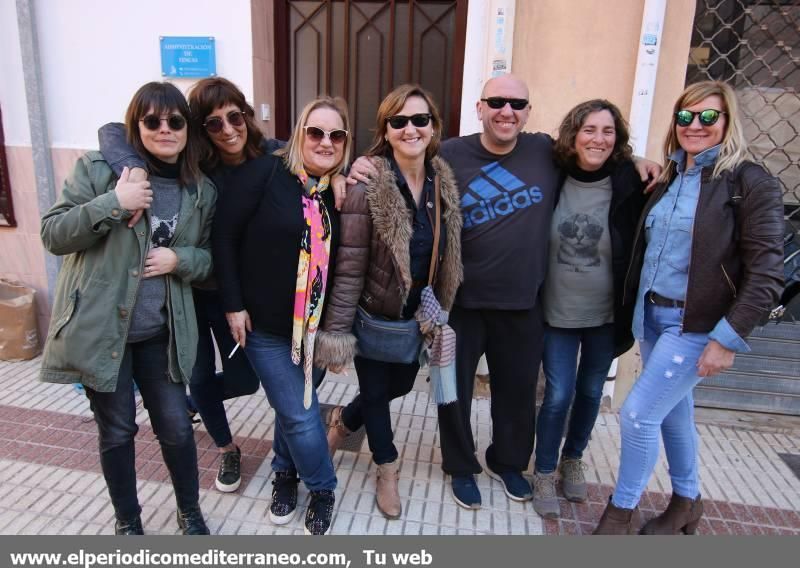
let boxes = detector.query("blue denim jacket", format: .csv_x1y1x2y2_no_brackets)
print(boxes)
633,145,749,352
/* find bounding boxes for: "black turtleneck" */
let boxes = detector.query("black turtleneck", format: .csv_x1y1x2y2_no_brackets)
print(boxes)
147,155,181,179
567,161,612,183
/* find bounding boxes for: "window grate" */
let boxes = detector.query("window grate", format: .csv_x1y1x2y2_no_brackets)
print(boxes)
687,0,800,216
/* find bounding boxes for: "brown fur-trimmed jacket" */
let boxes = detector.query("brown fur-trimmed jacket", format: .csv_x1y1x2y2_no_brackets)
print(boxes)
314,156,463,369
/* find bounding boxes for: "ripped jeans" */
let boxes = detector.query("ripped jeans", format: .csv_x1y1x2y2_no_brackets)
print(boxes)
612,304,707,509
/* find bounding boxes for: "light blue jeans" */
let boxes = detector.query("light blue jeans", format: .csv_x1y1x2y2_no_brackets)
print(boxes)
612,304,707,509
245,329,336,492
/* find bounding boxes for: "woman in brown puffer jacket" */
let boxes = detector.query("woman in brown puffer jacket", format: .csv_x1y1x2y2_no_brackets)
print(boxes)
314,84,462,519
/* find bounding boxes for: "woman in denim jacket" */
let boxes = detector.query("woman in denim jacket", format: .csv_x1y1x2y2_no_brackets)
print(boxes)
594,81,784,535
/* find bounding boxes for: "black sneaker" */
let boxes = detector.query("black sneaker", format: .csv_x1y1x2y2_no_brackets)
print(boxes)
215,446,241,493
176,506,210,535
114,515,144,535
304,490,335,535
269,471,299,525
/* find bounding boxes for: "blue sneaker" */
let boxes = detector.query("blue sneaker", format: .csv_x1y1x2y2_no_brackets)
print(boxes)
486,463,532,502
450,475,482,509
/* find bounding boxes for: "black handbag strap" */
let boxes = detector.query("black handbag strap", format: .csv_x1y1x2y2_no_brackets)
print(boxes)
427,175,442,286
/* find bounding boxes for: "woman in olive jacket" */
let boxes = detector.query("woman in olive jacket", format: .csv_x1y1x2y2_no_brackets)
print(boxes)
314,84,462,519
40,82,216,536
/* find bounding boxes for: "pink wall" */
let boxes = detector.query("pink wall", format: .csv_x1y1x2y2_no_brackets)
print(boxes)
0,146,85,338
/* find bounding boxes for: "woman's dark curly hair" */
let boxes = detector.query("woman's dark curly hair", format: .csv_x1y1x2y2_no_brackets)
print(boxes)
187,77,265,171
553,99,633,169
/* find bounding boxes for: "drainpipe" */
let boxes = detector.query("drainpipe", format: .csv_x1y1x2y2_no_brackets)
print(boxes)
16,0,60,307
628,0,668,157
611,0,668,408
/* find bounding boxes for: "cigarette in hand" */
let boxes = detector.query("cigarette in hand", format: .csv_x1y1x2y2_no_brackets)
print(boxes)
228,343,240,359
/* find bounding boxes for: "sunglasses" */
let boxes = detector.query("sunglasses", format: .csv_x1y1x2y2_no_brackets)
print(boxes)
675,109,726,127
481,97,529,110
386,113,432,129
304,126,348,144
139,114,186,131
203,110,246,134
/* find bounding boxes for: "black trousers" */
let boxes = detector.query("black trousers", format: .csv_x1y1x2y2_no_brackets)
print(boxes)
341,356,419,465
437,304,544,476
85,332,199,520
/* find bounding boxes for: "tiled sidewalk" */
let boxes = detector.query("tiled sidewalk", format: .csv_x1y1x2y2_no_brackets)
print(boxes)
0,356,798,535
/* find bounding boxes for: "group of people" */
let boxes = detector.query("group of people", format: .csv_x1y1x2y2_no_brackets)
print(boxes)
38,71,784,537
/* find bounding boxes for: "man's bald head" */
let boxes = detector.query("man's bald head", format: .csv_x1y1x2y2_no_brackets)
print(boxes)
480,74,530,100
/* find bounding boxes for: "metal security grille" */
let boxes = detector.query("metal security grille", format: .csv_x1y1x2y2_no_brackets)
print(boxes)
688,1,800,416
687,0,800,216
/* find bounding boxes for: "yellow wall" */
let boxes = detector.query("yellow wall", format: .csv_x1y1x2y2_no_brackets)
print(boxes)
512,0,695,161
510,0,697,404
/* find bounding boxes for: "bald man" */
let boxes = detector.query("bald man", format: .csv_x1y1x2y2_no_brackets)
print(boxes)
346,74,658,510
434,74,555,509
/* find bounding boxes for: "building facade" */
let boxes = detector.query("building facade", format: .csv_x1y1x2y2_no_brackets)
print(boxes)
1,0,798,412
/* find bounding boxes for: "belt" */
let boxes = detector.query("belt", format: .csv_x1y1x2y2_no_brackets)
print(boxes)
647,291,685,309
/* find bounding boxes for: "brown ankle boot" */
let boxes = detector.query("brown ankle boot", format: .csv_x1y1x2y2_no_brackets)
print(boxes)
375,460,402,519
326,406,352,456
593,497,640,535
639,493,703,535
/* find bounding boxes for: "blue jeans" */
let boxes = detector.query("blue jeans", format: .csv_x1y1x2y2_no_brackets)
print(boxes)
341,356,419,464
612,304,706,509
534,324,615,473
244,329,336,491
85,331,199,520
189,288,259,448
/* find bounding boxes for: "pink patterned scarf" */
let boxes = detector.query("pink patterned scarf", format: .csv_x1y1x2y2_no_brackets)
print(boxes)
291,168,332,409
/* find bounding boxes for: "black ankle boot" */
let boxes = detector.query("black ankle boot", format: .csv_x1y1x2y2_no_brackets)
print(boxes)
114,515,144,535
176,506,210,535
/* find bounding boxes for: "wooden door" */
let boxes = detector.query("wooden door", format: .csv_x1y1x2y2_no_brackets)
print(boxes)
275,0,468,153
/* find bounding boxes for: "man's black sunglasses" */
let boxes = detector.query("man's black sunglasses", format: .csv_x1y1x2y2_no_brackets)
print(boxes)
481,97,529,110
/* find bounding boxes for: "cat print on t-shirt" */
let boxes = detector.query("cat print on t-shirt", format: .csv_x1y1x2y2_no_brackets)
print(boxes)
150,212,179,247
556,210,605,272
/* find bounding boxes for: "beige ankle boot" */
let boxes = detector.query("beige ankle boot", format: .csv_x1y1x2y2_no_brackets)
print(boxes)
375,460,402,519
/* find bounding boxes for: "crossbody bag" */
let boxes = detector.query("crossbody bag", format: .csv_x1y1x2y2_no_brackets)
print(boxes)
352,175,442,364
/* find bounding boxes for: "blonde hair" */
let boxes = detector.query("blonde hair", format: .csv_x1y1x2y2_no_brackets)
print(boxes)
659,81,748,183
276,96,352,176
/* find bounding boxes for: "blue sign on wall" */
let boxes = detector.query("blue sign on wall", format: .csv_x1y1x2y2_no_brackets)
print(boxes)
160,36,216,78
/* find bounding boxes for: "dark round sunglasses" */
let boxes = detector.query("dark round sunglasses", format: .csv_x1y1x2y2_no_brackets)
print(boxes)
304,126,348,144
481,97,529,110
203,110,246,134
675,109,726,127
140,114,186,131
386,113,432,129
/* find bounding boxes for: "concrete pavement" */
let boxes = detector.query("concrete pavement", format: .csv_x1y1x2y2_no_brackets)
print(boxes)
0,356,798,535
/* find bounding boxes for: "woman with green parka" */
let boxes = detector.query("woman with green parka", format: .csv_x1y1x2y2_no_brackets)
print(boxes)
40,82,216,536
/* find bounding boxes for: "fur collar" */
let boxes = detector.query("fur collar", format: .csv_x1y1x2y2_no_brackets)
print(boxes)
363,156,463,308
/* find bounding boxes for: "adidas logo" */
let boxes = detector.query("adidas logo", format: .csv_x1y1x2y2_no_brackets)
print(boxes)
461,162,543,228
